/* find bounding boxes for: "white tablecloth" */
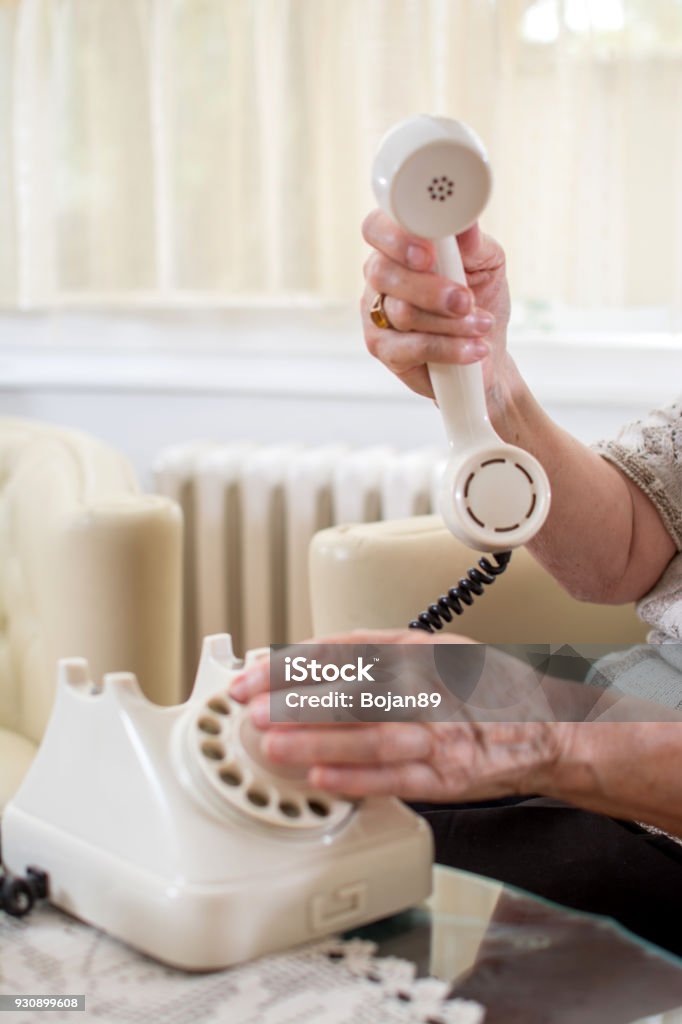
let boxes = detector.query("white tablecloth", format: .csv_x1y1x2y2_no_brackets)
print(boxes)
0,906,484,1024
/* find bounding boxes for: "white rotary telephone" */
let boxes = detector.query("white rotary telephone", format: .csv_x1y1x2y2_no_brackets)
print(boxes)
1,635,432,970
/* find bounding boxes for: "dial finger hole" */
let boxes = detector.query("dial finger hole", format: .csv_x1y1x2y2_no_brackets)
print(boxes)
307,798,330,818
246,787,270,808
207,697,230,715
197,716,221,735
279,800,302,819
219,765,242,787
201,740,225,761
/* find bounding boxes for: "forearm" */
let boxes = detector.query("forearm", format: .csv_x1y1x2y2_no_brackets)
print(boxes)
489,357,675,603
544,721,682,838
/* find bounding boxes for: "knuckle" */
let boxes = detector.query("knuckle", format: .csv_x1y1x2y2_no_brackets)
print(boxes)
375,726,393,762
405,332,433,361
364,252,387,289
361,209,381,243
388,298,414,332
372,337,404,373
360,287,374,317
376,724,402,762
365,333,380,358
383,226,403,254
362,208,408,256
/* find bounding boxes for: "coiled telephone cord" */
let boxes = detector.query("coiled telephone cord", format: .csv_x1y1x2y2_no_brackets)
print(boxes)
408,550,512,633
0,831,48,918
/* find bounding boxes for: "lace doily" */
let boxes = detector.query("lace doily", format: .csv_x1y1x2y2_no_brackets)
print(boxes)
0,906,485,1024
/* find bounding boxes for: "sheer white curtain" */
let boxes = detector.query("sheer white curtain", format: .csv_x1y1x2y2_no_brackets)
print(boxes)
1,0,682,326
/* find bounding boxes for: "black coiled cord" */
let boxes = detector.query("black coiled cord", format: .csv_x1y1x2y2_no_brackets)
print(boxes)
0,830,48,918
408,551,512,633
0,865,48,917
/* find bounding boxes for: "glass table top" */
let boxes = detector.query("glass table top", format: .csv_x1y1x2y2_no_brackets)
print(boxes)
350,864,682,1024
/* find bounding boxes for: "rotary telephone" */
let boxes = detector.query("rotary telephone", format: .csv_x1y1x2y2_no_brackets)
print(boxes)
1,635,432,970
371,116,551,630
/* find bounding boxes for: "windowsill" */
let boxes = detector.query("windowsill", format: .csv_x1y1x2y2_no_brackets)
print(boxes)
0,309,678,408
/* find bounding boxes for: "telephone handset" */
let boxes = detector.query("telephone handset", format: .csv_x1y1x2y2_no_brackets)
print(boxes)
1,634,431,970
371,115,551,629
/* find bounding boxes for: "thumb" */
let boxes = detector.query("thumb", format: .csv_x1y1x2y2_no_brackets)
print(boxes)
456,222,504,273
456,223,481,254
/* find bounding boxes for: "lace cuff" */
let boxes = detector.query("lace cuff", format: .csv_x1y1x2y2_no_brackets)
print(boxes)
592,399,682,551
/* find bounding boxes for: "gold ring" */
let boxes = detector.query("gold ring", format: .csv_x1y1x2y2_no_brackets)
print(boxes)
369,293,394,330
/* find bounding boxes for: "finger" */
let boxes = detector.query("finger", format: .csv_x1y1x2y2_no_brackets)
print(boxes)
393,365,434,399
364,251,472,317
456,223,481,251
368,322,489,374
362,209,435,271
261,723,432,765
360,288,489,360
362,289,488,367
308,761,438,799
248,689,359,729
233,632,428,709
457,223,505,276
229,661,270,702
381,294,494,338
299,628,426,645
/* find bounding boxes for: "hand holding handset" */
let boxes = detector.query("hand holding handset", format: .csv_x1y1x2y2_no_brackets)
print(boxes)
372,115,550,552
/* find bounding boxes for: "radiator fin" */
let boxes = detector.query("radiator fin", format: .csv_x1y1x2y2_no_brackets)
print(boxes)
153,443,441,687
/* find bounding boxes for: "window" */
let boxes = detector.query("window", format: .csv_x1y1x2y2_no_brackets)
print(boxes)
1,0,682,336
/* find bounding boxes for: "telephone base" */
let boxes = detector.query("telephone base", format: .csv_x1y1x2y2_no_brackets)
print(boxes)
6,801,430,971
2,635,433,970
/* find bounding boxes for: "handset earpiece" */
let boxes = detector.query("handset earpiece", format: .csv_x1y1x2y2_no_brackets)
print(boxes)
372,115,550,551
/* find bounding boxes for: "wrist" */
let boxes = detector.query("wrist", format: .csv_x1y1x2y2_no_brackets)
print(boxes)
497,722,578,799
487,353,552,453
487,353,529,433
534,722,597,802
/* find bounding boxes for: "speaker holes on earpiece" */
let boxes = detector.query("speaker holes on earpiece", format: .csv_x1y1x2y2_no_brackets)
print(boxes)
526,493,537,518
427,175,455,201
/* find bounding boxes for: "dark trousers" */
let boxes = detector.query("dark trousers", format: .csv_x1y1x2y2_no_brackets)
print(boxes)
412,797,682,956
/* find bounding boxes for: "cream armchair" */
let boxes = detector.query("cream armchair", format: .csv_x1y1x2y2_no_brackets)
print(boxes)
0,418,182,810
309,515,648,643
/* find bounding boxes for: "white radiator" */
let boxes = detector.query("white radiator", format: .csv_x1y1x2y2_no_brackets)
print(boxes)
153,442,444,683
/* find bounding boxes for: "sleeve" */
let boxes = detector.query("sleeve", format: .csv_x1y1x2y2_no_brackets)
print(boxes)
591,398,682,551
584,644,682,711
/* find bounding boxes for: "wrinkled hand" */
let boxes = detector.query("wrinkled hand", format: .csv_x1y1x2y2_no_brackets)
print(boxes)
229,629,568,802
361,211,513,414
243,716,565,802
230,630,554,723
